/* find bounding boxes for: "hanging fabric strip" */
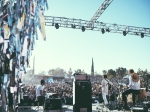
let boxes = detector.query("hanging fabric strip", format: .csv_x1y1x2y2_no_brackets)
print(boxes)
3,74,10,98
8,15,13,26
3,14,8,19
16,0,21,19
30,1,36,17
3,39,9,54
17,13,25,29
3,23,10,39
15,33,21,53
9,59,13,71
15,68,19,81
21,36,28,57
0,35,4,44
39,9,46,40
44,0,49,10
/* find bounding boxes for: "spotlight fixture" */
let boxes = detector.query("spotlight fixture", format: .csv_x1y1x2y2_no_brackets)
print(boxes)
141,33,144,38
123,31,127,36
101,28,105,34
91,27,94,30
81,26,85,32
135,32,139,36
71,24,76,28
106,28,110,32
55,23,59,29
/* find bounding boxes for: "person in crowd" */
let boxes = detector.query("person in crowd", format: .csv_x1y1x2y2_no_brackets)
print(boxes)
66,91,70,98
122,69,140,110
36,79,45,104
69,91,73,98
21,74,147,108
28,89,35,103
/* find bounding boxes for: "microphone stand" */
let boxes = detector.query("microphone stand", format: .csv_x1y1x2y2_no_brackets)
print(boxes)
114,79,123,111
103,78,111,107
104,78,118,109
145,74,150,92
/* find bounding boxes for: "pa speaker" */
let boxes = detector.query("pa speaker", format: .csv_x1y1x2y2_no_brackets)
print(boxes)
73,80,92,112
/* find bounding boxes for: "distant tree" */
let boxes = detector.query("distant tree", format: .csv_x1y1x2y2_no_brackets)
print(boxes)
94,71,98,75
137,68,147,75
38,71,46,75
74,69,82,73
94,71,101,76
102,70,107,75
48,68,66,76
68,68,73,78
74,69,87,75
116,67,127,77
137,68,148,81
48,69,55,75
22,69,34,82
107,69,116,79
82,70,85,74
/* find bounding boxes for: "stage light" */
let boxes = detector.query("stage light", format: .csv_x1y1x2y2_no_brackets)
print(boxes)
55,23,59,29
135,32,139,36
141,33,144,38
123,31,127,36
106,28,110,32
71,24,76,28
101,28,105,34
81,26,85,32
71,24,73,28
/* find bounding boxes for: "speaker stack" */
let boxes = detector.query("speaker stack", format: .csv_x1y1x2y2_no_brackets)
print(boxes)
73,73,92,112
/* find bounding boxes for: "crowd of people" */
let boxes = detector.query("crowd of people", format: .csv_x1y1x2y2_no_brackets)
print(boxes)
19,69,150,110
20,75,125,106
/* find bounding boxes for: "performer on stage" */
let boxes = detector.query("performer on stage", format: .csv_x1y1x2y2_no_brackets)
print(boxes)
36,79,45,104
101,75,113,106
122,69,140,110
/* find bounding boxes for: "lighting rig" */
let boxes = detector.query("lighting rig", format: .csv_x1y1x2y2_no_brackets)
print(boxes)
44,0,150,38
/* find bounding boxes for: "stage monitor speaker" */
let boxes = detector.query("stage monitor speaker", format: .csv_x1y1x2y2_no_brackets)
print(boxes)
73,80,92,112
65,97,73,105
23,95,29,103
44,98,62,110
18,95,31,106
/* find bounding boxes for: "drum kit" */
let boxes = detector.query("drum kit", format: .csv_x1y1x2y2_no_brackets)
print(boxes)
96,75,150,110
106,79,148,110
97,74,150,111
116,87,145,101
96,77,150,110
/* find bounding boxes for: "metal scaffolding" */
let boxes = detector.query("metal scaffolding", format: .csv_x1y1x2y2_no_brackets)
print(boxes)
45,16,150,37
87,0,113,28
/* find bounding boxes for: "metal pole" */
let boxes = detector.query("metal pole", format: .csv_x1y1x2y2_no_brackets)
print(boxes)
33,56,35,75
32,56,35,84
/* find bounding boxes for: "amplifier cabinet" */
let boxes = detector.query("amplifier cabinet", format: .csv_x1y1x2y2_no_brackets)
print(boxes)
65,97,73,105
44,98,62,110
73,80,92,112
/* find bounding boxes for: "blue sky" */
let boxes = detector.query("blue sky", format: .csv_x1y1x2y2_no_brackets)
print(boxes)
29,0,150,74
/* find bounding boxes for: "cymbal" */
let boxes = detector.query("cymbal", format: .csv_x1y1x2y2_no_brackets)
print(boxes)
140,88,146,90
145,74,150,76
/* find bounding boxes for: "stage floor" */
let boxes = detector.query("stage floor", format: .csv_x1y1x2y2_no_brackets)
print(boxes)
18,104,131,112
